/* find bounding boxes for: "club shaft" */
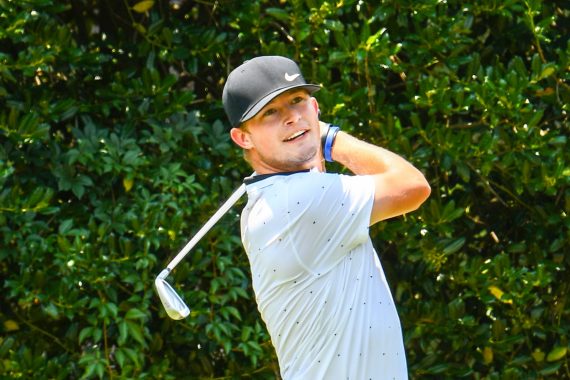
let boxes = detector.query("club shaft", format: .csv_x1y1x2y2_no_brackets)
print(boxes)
165,183,246,272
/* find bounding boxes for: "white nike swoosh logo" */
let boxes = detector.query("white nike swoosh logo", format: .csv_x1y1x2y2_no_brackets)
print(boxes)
285,73,300,81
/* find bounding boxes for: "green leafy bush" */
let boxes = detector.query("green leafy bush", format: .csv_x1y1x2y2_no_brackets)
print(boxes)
1,0,568,378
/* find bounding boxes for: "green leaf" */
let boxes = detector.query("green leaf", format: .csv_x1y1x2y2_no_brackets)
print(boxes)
241,326,252,342
57,236,71,253
329,51,351,63
78,327,93,344
0,337,15,357
527,109,544,128
43,303,59,319
105,302,119,318
122,347,140,367
426,363,451,374
441,200,465,222
118,320,128,345
539,362,563,375
266,8,289,23
365,28,385,48
225,306,242,321
549,238,565,252
133,22,146,34
538,65,556,81
126,320,146,345
456,162,470,182
443,237,466,255
115,348,126,368
93,327,102,342
59,219,74,235
125,308,147,320
71,183,85,199
508,242,527,253
324,19,345,32
95,362,104,378
548,135,567,146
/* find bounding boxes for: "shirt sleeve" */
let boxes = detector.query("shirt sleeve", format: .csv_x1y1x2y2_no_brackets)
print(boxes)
285,172,375,273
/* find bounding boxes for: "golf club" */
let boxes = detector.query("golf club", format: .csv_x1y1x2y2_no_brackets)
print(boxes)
155,182,247,319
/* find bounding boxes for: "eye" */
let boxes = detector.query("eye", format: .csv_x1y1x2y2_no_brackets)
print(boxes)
291,95,306,104
262,108,277,117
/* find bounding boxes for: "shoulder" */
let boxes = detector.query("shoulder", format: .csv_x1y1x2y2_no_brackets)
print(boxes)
245,171,374,206
284,172,374,212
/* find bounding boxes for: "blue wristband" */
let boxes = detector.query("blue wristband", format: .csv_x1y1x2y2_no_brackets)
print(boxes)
324,125,340,162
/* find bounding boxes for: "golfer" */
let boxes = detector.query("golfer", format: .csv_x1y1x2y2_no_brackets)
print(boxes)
222,56,431,379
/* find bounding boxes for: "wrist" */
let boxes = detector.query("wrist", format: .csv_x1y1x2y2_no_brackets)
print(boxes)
322,124,340,162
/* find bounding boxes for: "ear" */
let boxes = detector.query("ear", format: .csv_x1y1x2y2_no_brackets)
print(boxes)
310,97,320,117
230,127,253,149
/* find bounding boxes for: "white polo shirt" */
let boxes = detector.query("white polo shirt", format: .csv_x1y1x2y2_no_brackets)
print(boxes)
240,169,407,380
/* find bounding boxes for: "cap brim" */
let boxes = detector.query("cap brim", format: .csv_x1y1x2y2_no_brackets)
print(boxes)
239,84,321,124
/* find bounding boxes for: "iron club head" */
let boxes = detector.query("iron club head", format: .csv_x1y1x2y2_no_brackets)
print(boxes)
155,269,190,320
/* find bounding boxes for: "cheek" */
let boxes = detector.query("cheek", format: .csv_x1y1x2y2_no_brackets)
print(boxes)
250,130,276,150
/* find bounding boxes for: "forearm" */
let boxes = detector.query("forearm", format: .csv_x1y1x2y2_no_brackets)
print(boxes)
327,128,431,222
331,131,421,178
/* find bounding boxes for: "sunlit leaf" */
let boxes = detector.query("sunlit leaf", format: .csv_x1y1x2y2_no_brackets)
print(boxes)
488,286,513,304
546,346,567,362
3,320,19,332
132,0,154,13
482,347,493,364
532,349,545,362
123,177,134,192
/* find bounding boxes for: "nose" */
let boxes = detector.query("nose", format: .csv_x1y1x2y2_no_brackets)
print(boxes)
284,104,301,126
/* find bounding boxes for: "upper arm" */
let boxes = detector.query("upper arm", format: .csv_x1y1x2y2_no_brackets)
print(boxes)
369,170,431,225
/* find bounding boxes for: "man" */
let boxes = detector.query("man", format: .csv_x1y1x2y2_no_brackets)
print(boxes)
222,56,430,379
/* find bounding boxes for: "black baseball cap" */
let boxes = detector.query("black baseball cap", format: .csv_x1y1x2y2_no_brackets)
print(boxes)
222,56,321,127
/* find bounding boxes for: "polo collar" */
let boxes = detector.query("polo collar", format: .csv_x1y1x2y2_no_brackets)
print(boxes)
244,169,314,185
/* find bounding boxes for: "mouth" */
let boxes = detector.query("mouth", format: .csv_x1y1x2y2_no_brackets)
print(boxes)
283,129,309,142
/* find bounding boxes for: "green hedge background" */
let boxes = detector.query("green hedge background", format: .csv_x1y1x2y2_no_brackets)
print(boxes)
1,0,568,378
